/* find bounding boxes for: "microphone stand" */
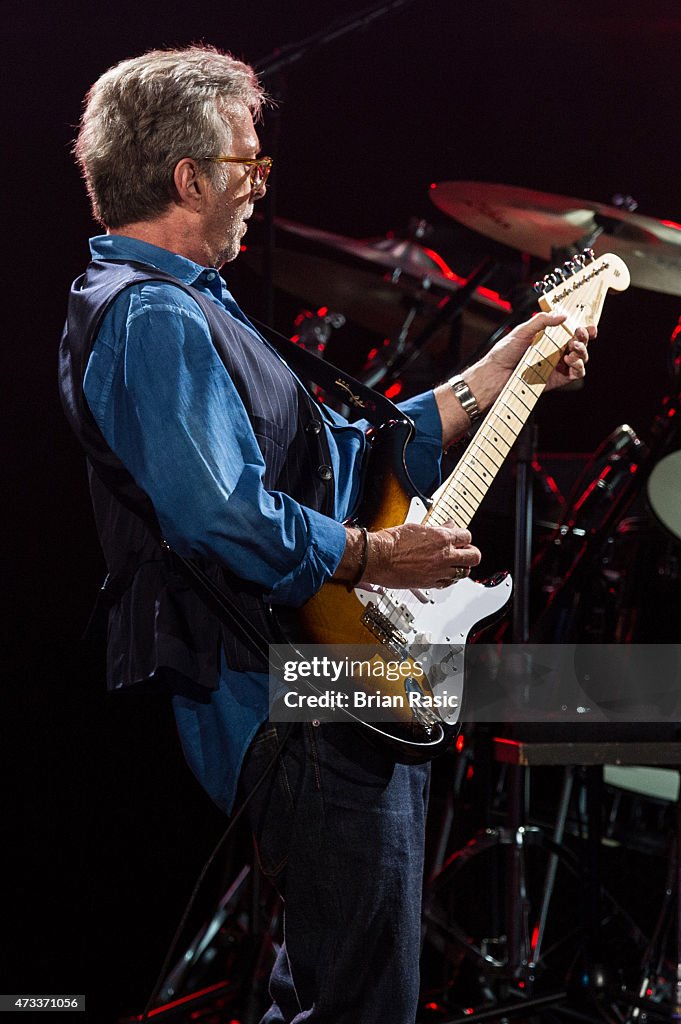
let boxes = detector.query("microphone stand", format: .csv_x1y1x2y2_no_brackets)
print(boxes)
370,259,499,387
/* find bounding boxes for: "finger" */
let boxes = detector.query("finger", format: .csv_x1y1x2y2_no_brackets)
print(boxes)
508,311,567,342
566,340,589,364
572,326,596,348
563,356,585,379
529,311,567,329
441,524,472,547
448,544,482,567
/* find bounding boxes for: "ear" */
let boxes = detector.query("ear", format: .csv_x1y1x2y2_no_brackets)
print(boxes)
173,158,206,209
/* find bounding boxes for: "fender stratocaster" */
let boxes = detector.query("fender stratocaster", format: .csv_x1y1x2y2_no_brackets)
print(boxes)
281,251,630,757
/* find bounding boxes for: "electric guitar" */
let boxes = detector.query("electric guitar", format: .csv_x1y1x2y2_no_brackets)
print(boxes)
281,251,630,757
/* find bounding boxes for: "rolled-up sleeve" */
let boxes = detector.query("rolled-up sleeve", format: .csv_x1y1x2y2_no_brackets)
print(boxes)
83,287,347,606
344,390,444,498
396,391,443,495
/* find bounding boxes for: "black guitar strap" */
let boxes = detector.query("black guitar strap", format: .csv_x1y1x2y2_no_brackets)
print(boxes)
249,315,411,428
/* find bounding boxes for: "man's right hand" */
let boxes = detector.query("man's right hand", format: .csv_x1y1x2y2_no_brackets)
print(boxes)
337,522,481,590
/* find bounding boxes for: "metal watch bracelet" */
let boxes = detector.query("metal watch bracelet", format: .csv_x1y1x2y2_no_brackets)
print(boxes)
448,374,482,426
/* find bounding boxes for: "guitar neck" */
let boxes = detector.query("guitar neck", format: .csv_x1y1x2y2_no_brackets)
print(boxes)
426,325,569,530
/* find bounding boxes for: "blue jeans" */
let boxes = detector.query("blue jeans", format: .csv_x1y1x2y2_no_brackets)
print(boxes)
240,722,431,1024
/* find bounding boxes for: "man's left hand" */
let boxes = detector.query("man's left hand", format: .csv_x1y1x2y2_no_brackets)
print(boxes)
465,311,594,412
487,311,593,393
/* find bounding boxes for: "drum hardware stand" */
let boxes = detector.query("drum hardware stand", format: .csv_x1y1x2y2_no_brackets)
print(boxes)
422,811,573,1024
361,281,432,388
617,776,681,1023
625,833,679,1023
512,420,537,645
503,741,681,1024
422,740,681,1024
501,410,539,980
674,796,681,1021
428,725,475,880
130,850,281,1024
360,219,446,385
421,754,576,1022
154,863,252,1006
546,195,639,276
367,259,499,388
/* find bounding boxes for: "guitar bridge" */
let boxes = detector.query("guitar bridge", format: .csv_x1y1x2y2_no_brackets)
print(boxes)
361,602,408,656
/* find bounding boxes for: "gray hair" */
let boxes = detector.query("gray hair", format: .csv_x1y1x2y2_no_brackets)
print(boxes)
75,45,266,228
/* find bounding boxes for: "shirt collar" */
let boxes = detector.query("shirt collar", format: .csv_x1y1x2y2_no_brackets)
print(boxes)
89,234,225,294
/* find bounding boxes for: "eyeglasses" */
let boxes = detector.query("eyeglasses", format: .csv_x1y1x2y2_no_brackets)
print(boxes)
205,155,273,189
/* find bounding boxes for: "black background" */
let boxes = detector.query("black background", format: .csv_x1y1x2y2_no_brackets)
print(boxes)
4,2,681,1020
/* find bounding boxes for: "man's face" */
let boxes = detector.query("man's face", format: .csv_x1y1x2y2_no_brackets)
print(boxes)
202,101,265,267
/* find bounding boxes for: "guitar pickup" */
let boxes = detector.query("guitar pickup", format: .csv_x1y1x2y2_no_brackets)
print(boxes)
361,603,408,654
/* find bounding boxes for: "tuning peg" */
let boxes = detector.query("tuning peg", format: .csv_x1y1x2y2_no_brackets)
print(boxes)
583,248,596,263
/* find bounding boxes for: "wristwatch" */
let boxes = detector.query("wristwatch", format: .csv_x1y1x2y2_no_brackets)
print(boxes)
448,374,482,426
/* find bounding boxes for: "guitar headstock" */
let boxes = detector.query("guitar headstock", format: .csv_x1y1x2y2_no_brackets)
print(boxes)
533,250,630,330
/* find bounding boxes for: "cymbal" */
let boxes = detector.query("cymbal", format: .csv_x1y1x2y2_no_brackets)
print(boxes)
248,216,508,308
269,216,462,291
430,182,681,296
241,245,504,358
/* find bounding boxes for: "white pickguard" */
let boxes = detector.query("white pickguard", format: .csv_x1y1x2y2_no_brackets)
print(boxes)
353,497,513,724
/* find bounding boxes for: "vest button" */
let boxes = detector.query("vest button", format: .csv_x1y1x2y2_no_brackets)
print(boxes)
317,464,333,481
306,419,323,434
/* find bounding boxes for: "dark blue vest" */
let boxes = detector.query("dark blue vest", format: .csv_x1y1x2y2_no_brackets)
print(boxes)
59,259,336,690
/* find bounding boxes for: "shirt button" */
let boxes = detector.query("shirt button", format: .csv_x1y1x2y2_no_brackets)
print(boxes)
306,419,323,434
317,465,333,481
205,271,216,281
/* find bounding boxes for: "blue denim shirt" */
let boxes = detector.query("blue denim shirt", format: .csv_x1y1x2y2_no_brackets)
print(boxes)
83,234,443,812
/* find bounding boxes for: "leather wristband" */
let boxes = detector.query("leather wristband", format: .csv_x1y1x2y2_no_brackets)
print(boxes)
347,526,369,590
448,374,482,426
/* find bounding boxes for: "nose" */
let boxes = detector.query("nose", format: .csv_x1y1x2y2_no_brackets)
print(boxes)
251,180,267,201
